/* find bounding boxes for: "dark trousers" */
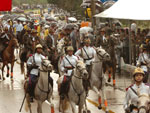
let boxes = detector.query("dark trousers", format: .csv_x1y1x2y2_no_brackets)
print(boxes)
28,74,38,97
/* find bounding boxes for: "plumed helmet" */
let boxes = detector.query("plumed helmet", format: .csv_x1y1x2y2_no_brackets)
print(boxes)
133,67,145,77
67,46,74,51
36,44,43,49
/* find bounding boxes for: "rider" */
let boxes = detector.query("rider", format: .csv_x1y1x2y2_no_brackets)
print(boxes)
75,38,95,92
27,44,45,102
59,46,78,99
124,67,150,113
75,38,95,75
137,44,149,83
0,26,11,61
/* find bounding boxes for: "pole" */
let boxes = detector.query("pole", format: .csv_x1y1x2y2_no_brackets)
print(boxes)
91,0,96,29
19,93,26,112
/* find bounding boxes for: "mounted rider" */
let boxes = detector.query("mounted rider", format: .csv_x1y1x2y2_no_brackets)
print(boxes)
27,44,45,102
0,26,12,61
75,38,95,92
59,46,78,99
137,44,150,83
124,67,150,113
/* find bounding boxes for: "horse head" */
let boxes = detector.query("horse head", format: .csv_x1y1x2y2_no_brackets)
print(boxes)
9,37,19,48
41,59,53,72
57,41,65,55
138,93,150,113
76,60,88,80
94,47,110,61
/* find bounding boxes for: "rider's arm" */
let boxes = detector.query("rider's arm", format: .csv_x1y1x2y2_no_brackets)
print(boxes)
123,89,130,110
27,56,33,66
136,54,141,67
60,58,65,72
75,49,81,57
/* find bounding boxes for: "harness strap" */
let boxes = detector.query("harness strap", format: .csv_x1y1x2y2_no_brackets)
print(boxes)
70,78,84,105
65,56,75,68
130,87,138,96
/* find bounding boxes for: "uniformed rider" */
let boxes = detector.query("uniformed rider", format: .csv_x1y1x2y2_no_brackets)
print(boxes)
137,44,150,83
27,44,45,102
75,38,95,74
123,67,150,113
59,46,78,99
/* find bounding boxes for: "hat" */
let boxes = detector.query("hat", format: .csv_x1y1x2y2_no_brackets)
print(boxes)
31,29,38,33
67,46,74,51
44,25,50,28
84,38,91,44
36,44,43,49
133,67,145,77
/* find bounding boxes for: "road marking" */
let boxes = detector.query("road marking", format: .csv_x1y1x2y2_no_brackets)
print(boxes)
87,98,115,113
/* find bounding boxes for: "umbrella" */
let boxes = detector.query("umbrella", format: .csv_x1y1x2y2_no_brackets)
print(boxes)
68,17,77,22
80,27,93,34
103,0,116,9
17,17,27,21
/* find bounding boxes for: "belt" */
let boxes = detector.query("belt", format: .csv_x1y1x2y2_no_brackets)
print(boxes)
65,66,74,70
141,62,147,66
84,58,93,60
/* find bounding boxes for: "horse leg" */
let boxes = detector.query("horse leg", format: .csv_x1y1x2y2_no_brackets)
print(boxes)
10,62,14,81
25,93,32,113
102,84,108,113
70,101,77,113
92,86,102,109
108,67,112,83
2,64,5,80
6,65,10,78
37,101,42,113
113,66,116,87
79,105,83,113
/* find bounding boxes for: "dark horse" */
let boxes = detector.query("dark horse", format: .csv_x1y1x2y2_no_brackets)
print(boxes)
103,36,118,86
1,36,19,81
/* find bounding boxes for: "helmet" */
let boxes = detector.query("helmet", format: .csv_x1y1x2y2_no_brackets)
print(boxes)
36,44,43,49
84,38,91,44
140,44,147,50
133,67,145,77
67,46,74,51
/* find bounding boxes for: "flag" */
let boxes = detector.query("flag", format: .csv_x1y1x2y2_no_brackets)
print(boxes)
0,0,12,11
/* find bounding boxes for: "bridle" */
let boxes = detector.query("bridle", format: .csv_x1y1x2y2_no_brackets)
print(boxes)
74,64,87,79
93,50,108,62
40,60,51,72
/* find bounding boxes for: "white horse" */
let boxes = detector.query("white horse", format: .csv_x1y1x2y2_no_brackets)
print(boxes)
90,47,110,113
137,93,150,113
24,59,53,113
57,40,66,77
57,60,89,113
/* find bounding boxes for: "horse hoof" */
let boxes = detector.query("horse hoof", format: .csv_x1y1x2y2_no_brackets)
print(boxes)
98,105,102,110
83,110,86,113
87,110,91,113
108,78,111,82
6,74,9,77
3,77,5,80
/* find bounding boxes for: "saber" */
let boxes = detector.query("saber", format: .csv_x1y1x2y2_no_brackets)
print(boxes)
19,93,26,112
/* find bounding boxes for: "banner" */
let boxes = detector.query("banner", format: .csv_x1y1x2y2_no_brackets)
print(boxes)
0,0,12,11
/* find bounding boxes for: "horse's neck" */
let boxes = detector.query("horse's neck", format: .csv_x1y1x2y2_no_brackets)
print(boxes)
92,54,103,75
38,71,49,89
6,42,15,53
72,70,84,91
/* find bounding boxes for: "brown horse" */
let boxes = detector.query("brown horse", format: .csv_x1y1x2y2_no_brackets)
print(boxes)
103,36,118,87
1,36,19,81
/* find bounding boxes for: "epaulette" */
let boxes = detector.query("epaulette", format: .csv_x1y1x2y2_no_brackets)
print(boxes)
126,84,134,91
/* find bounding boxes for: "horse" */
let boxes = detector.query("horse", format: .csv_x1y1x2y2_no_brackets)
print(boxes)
1,36,19,81
57,60,89,113
137,93,150,113
56,40,66,77
102,35,119,86
24,59,54,113
90,47,110,113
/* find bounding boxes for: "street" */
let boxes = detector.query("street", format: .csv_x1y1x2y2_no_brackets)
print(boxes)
0,61,131,113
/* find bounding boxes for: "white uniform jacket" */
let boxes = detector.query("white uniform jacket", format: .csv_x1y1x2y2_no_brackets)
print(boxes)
123,83,150,110
27,53,45,76
137,52,149,72
60,55,78,76
75,46,96,65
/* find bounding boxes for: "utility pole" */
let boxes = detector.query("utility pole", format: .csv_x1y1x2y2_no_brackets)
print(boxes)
91,0,96,30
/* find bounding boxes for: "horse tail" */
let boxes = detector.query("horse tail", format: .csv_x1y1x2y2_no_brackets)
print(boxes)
25,98,29,112
63,98,69,111
21,62,25,74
